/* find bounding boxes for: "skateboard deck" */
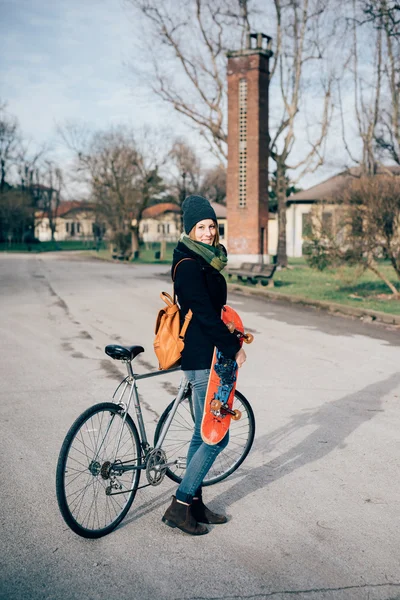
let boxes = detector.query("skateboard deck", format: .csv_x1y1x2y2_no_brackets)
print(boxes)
201,305,252,445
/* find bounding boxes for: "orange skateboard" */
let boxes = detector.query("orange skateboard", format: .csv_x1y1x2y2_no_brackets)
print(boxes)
201,305,254,445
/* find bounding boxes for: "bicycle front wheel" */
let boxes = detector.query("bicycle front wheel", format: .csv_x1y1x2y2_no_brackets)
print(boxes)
56,402,141,538
154,389,255,486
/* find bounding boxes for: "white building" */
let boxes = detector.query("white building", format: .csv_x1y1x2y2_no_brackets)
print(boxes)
35,201,99,241
268,167,400,258
140,202,228,246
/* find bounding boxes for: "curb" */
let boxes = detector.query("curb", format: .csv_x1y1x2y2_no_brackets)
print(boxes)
227,283,400,327
66,252,400,328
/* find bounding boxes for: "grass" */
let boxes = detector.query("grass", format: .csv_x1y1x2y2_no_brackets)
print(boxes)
84,242,176,264
0,240,107,253
231,260,400,316
4,239,399,316
133,242,176,264
61,245,400,316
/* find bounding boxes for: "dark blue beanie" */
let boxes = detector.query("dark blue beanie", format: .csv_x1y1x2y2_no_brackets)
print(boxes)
182,195,217,234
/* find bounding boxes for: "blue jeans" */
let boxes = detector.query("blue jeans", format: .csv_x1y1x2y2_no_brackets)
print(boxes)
175,369,229,504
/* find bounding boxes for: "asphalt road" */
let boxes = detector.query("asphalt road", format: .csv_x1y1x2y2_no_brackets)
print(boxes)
1,252,399,600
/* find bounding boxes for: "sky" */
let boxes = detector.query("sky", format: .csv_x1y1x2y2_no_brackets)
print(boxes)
0,0,182,143
1,0,365,198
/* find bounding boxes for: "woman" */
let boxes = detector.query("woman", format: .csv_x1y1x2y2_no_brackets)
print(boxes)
162,195,246,536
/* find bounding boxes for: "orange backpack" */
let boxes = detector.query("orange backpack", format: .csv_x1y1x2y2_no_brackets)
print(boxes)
153,259,193,370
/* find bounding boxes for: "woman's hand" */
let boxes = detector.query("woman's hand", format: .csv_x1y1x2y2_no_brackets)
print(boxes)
235,347,247,368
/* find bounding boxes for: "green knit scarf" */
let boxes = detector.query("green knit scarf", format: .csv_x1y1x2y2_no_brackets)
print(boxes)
180,233,228,272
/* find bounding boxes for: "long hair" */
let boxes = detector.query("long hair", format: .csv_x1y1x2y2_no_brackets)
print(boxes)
188,221,220,247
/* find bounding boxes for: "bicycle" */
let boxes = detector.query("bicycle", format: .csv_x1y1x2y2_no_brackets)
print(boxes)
56,343,255,538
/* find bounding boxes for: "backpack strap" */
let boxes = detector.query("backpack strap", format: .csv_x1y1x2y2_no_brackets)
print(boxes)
172,257,195,303
179,309,192,340
172,257,195,282
172,258,194,334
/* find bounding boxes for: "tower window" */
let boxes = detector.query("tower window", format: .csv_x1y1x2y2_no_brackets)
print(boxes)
238,78,247,208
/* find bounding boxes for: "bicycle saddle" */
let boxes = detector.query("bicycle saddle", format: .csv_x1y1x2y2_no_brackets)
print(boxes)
105,345,144,361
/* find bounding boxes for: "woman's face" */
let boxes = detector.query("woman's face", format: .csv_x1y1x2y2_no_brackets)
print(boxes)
194,219,216,245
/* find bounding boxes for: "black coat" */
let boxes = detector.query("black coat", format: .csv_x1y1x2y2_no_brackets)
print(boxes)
172,241,241,370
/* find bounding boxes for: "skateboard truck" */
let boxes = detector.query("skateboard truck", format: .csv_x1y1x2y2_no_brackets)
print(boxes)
210,399,242,421
225,321,254,344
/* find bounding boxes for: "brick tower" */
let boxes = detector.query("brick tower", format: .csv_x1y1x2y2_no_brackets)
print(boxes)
226,33,272,265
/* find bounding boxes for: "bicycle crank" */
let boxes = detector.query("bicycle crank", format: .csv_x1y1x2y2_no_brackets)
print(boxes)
145,448,168,486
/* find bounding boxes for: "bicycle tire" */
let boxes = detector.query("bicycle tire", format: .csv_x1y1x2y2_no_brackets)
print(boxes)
154,389,255,486
56,402,141,538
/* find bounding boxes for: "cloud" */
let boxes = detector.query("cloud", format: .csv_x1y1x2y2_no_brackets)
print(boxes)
0,0,375,193
0,0,167,144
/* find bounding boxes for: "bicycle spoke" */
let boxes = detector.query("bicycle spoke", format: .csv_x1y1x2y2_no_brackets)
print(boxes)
155,391,254,486
57,403,141,537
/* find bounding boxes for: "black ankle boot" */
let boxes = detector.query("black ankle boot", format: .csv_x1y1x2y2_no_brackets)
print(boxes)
162,496,209,535
192,495,228,525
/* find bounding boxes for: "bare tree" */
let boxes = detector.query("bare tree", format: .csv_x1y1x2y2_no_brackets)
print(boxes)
0,103,49,244
0,101,20,192
167,138,227,205
199,163,226,203
306,174,400,296
339,0,385,177
126,0,335,266
359,0,400,165
126,0,251,161
61,125,166,255
169,138,202,207
270,0,335,266
37,162,63,241
360,0,400,36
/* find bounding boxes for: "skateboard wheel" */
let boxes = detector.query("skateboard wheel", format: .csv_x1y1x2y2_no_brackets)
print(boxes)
232,409,242,421
210,399,222,411
243,333,254,344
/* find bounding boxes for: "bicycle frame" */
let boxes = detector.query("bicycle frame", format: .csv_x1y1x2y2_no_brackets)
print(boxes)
111,360,190,474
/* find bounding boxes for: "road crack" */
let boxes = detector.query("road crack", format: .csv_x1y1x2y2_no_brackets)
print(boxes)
177,581,400,600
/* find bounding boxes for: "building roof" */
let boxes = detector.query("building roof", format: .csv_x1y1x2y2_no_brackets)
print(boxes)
142,201,227,219
142,203,180,219
211,202,227,218
288,165,400,204
35,200,95,219
57,201,95,217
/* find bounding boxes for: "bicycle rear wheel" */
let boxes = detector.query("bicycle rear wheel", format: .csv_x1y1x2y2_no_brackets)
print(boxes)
56,402,141,538
154,389,255,486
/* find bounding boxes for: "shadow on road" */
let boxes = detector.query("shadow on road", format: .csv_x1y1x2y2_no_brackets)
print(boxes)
213,371,400,508
115,373,400,530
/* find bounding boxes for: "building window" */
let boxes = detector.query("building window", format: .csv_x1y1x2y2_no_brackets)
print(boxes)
66,222,69,233
166,224,170,234
238,78,247,208
218,224,225,238
157,224,165,234
76,222,81,234
142,224,149,233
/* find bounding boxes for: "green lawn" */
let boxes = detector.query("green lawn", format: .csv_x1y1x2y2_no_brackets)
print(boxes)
231,261,400,315
0,240,107,253
86,248,400,315
4,239,399,316
85,242,176,264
